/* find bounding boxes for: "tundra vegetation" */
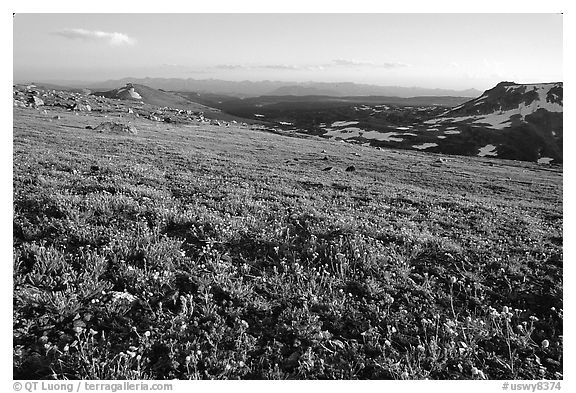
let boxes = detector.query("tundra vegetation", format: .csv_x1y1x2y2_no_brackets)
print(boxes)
13,101,562,380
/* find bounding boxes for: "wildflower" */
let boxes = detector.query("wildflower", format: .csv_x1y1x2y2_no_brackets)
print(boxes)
89,329,98,336
471,366,479,376
417,344,425,353
450,276,457,284
541,339,550,349
127,346,138,358
73,326,84,334
63,344,69,352
185,355,191,363
144,331,151,338
240,320,249,329
465,316,472,325
401,371,409,379
384,340,391,347
502,306,509,314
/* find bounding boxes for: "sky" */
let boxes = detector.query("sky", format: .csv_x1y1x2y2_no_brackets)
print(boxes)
13,13,563,91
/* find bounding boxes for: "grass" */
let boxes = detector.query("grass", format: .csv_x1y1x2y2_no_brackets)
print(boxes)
13,104,562,380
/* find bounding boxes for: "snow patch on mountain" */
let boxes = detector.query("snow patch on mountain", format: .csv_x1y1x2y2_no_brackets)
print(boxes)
478,144,498,157
412,143,438,150
332,120,359,127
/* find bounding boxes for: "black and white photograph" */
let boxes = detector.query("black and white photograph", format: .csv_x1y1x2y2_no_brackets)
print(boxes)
10,5,566,387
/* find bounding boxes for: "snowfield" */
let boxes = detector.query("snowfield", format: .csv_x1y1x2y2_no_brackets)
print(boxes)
538,157,554,164
332,121,359,127
412,143,438,150
478,144,498,157
323,127,405,142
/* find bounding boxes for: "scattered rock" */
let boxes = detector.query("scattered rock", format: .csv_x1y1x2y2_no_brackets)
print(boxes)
322,156,328,160
345,165,356,172
28,96,44,107
85,125,93,130
53,115,61,120
90,165,100,172
94,122,138,135
322,166,333,171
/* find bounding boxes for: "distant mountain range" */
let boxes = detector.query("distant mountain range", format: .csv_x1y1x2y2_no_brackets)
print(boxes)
40,77,482,98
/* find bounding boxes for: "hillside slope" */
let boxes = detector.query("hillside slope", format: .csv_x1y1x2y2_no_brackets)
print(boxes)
92,83,214,112
13,100,562,380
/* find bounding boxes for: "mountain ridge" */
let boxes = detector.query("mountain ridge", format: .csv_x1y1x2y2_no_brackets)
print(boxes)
31,77,483,98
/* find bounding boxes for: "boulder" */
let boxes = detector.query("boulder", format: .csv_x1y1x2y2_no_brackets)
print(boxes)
94,122,138,135
72,102,91,111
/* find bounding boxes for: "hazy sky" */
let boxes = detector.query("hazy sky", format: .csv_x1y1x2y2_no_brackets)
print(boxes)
13,13,563,90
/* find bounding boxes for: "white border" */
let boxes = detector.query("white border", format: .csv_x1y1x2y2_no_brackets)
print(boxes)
4,2,572,392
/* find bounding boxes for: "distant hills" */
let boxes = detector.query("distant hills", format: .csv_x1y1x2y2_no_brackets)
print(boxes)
62,77,482,98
